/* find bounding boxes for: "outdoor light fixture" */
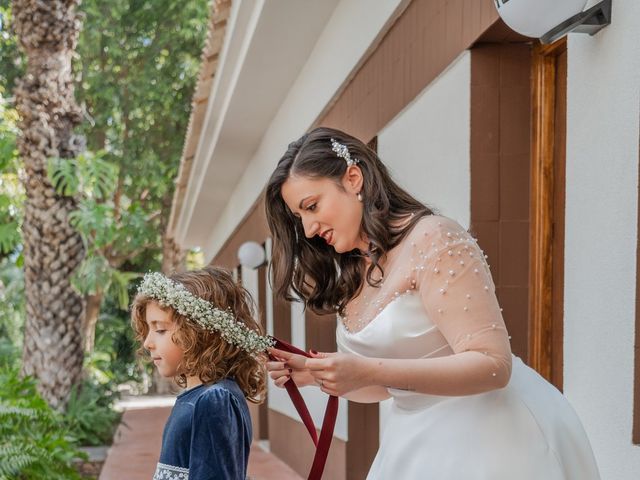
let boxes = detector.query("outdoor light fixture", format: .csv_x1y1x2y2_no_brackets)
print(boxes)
237,241,266,269
494,0,612,44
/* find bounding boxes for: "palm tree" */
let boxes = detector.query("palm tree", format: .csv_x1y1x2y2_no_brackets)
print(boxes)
12,0,85,410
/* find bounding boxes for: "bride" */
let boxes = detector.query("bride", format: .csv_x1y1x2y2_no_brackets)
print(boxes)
265,127,600,479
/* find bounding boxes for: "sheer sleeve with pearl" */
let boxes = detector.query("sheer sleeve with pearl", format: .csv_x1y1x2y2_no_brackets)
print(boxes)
411,216,512,392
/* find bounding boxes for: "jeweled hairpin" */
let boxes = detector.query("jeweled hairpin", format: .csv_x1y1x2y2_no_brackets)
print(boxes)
331,138,359,167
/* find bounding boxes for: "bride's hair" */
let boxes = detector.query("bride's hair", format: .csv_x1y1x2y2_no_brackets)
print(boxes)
265,127,435,316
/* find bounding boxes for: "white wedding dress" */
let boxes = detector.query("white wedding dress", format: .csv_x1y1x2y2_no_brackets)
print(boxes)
336,215,600,480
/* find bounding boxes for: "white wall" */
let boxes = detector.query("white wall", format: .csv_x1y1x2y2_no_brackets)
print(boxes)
375,50,471,437
203,0,408,261
564,1,640,478
248,242,350,440
378,51,471,228
223,0,410,445
267,295,350,441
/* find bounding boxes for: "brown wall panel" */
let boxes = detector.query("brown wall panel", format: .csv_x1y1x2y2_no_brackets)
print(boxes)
317,0,500,142
212,196,269,268
272,295,292,344
256,264,269,439
470,43,532,362
634,116,640,444
305,309,338,354
212,1,535,476
269,409,347,480
346,402,379,479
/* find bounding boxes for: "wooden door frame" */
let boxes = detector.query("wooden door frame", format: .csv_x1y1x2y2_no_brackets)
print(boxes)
529,38,567,387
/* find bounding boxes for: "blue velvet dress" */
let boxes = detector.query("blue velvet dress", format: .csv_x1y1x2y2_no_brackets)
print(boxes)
152,378,252,480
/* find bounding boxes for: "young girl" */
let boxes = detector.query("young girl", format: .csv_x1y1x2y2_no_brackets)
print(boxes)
131,266,273,480
266,127,600,479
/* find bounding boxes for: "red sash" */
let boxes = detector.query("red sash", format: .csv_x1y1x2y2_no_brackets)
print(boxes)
269,338,338,480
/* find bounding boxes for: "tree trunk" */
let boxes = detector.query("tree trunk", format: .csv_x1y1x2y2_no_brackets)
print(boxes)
13,0,86,411
83,292,103,353
161,234,187,275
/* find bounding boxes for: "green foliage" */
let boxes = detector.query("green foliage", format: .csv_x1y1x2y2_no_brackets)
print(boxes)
47,151,145,306
63,378,121,447
47,151,119,200
0,367,86,480
76,0,209,220
0,90,23,259
40,0,210,312
0,257,24,370
0,1,24,93
70,256,140,309
92,293,146,385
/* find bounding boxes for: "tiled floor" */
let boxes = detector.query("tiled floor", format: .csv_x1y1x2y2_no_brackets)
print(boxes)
99,395,302,480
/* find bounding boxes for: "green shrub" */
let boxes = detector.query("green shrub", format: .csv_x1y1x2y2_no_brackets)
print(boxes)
0,367,86,480
63,378,121,447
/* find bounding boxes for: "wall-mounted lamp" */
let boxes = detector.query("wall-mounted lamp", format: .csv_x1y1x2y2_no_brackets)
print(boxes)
494,0,612,44
237,241,266,269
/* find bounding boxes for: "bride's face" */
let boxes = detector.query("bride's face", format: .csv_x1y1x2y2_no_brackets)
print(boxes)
281,172,367,253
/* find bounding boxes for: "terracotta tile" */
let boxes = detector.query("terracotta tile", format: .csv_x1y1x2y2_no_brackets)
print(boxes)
498,220,529,286
471,154,500,221
99,406,171,480
500,153,530,221
247,444,303,480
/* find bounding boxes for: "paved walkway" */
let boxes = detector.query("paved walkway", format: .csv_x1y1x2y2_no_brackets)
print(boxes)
99,395,302,480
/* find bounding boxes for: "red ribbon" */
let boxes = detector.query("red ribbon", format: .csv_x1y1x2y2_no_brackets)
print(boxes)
269,337,338,480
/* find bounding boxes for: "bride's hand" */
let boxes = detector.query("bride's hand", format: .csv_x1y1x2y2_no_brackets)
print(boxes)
305,351,372,396
267,347,316,388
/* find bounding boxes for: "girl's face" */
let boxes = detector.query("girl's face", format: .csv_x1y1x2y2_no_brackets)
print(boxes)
143,302,184,379
281,169,367,253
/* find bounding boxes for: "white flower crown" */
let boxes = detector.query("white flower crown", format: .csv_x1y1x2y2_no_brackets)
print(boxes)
137,272,274,355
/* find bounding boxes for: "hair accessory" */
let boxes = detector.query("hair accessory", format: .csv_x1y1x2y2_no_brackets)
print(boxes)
137,272,274,355
331,138,359,167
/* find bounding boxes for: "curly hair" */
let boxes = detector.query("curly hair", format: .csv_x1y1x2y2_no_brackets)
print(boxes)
131,266,267,404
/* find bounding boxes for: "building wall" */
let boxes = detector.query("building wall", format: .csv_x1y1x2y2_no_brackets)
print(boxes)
376,51,470,436
564,0,640,477
199,1,640,478
378,51,471,226
469,42,532,362
318,0,498,143
203,0,408,261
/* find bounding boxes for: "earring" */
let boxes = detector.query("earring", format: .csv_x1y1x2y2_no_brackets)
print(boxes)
357,192,363,202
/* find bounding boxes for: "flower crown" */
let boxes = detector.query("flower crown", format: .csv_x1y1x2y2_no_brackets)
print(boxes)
331,138,360,166
137,272,274,355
